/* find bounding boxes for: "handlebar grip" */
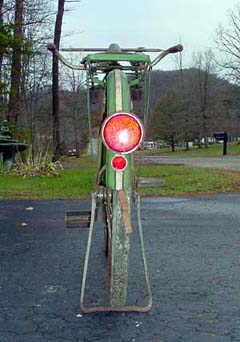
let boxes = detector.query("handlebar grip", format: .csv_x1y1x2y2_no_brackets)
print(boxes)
47,43,57,52
167,44,183,54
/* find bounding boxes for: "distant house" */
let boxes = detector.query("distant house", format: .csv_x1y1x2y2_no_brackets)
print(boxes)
86,138,98,156
143,140,162,150
84,127,99,156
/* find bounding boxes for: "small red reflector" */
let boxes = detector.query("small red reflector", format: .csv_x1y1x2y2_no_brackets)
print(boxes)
111,155,127,171
102,112,143,153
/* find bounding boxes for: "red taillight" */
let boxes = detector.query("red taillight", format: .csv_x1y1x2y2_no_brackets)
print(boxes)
111,155,127,171
101,112,143,153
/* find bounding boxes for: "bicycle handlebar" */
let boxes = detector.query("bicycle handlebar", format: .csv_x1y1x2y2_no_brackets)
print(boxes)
166,44,183,54
60,47,164,53
59,45,183,54
47,43,183,70
151,44,183,67
47,43,84,70
48,43,163,54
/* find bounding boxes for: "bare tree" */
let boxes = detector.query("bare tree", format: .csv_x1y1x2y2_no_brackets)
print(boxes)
151,90,185,152
20,0,54,161
0,0,4,80
192,49,215,148
0,0,5,112
61,66,85,157
52,0,65,161
174,49,194,150
216,5,240,84
8,0,24,124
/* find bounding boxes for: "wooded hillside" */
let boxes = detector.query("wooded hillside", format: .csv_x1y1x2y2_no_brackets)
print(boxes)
0,1,240,158
146,68,240,144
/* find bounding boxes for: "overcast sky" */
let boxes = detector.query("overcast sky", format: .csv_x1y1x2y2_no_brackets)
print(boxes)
61,0,238,70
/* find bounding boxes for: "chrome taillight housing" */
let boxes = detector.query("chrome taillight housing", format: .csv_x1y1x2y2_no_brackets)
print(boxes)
101,112,144,154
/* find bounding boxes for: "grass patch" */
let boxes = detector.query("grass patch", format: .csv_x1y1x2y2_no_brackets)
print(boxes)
0,169,96,199
138,165,240,196
0,161,239,199
137,142,240,157
60,156,97,169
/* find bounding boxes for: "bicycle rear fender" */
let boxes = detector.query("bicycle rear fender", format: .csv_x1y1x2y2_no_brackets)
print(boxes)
105,69,132,190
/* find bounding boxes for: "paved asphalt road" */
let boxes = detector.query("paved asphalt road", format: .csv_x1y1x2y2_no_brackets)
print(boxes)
138,156,240,171
1,194,240,342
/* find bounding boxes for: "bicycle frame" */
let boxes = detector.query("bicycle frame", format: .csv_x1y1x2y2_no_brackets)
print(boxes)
82,48,153,192
48,42,183,312
85,52,148,310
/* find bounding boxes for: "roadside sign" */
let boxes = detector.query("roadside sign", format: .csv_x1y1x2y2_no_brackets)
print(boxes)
213,131,228,155
214,132,228,141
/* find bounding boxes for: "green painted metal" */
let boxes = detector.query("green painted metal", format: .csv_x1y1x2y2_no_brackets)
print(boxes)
0,120,11,138
0,120,27,171
106,71,116,188
128,78,141,87
121,72,132,189
105,70,132,190
86,75,93,156
83,53,150,64
92,77,104,87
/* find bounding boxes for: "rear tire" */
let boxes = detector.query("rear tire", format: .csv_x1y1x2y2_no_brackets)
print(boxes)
108,189,130,307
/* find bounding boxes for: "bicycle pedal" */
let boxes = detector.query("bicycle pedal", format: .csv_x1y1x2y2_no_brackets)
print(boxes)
65,210,91,228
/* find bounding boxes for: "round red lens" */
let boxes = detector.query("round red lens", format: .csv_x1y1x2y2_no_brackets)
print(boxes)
111,155,127,171
102,113,143,153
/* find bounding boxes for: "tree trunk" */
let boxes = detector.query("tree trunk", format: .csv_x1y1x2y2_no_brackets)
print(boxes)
171,137,175,152
203,111,208,148
74,113,81,158
197,131,202,148
0,0,4,111
202,73,208,149
52,0,65,161
0,1,4,88
8,0,24,124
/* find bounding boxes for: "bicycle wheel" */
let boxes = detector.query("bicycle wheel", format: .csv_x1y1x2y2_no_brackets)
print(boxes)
107,189,131,307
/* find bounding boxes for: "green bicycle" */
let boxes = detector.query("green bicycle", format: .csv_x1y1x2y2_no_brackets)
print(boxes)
48,42,183,312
